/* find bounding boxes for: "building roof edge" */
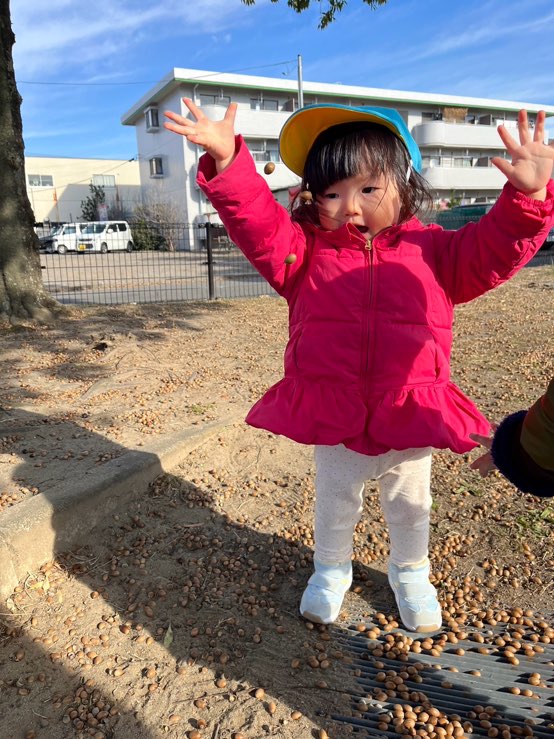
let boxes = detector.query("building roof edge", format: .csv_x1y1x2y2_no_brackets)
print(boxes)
121,68,554,125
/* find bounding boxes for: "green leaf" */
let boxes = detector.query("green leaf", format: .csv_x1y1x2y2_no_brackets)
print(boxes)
163,623,174,649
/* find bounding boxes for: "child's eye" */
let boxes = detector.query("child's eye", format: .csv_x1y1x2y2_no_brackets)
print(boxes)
322,192,338,199
362,186,377,194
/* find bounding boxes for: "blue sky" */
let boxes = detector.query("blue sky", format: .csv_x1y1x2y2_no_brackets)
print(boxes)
11,0,554,160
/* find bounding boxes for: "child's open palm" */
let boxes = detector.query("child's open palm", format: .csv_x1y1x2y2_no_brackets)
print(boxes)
493,110,554,199
164,98,238,171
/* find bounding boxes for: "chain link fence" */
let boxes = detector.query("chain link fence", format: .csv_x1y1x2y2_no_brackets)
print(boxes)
39,220,553,307
39,223,275,305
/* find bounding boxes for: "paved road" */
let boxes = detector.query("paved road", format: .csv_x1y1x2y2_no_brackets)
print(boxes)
40,247,553,306
40,249,276,304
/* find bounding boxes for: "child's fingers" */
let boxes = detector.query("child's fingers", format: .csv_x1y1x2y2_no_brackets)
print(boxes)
470,453,495,476
496,123,519,154
224,102,238,126
469,432,492,449
163,115,196,135
163,109,188,126
163,121,188,136
533,110,546,143
490,156,512,179
469,456,486,474
517,109,531,145
182,97,205,121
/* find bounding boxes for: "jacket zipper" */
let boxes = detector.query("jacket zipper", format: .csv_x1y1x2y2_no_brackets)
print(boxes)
363,237,374,394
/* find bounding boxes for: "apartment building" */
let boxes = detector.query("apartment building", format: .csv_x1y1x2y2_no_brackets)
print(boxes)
121,67,554,226
25,155,141,225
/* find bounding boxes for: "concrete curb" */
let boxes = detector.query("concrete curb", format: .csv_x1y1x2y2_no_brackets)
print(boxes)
0,410,247,602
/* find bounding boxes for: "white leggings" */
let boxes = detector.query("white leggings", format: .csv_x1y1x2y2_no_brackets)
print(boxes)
314,444,433,567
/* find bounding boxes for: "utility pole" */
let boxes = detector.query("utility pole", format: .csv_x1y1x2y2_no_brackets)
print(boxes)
297,54,304,110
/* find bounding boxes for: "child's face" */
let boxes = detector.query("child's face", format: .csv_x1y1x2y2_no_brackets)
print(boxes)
316,172,401,236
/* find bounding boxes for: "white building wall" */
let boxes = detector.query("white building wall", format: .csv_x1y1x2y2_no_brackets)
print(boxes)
412,120,519,149
422,165,506,191
122,68,554,232
25,156,141,224
141,90,302,228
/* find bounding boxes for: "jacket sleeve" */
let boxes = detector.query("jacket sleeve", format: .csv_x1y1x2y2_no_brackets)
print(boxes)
490,397,554,498
432,180,554,305
196,136,307,298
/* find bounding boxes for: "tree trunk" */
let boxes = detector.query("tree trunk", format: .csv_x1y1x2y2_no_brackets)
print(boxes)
0,0,58,323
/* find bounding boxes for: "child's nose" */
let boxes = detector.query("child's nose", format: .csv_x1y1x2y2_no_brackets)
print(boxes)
344,196,361,215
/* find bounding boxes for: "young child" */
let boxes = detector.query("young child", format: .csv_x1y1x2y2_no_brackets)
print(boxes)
470,377,554,496
165,99,554,632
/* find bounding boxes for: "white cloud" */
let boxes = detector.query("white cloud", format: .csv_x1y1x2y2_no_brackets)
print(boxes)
11,0,247,78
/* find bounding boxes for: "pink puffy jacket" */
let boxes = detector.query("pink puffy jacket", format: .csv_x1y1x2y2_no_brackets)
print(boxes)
198,137,554,456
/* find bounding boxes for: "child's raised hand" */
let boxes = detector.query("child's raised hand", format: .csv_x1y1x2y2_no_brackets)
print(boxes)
164,98,238,172
492,110,554,200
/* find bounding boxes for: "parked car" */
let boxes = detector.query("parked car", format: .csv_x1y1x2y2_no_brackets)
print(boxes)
39,223,87,254
436,203,552,250
76,221,134,253
435,203,494,229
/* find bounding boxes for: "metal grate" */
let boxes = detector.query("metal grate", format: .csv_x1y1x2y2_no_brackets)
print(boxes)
327,620,554,738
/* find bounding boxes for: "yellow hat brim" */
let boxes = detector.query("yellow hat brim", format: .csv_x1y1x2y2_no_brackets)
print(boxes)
279,107,402,177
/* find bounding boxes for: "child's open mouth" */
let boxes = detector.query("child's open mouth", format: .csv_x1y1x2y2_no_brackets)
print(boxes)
353,225,369,234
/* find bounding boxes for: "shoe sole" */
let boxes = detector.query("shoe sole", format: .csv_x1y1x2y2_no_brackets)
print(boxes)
300,609,333,625
389,582,442,633
404,622,441,633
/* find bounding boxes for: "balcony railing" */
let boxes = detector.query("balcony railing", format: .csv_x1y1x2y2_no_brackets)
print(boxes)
412,120,519,149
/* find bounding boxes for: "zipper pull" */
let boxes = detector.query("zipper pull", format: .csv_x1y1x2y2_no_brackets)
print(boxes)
365,237,373,250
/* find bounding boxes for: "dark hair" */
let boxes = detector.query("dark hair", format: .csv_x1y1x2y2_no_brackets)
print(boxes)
291,121,432,226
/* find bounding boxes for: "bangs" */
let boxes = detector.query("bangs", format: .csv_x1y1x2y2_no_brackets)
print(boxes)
291,120,433,226
303,122,405,195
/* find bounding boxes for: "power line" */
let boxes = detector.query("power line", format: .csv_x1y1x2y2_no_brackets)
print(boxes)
18,60,297,87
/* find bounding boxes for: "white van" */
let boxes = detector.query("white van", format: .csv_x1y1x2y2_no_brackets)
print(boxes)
40,223,87,254
77,221,134,253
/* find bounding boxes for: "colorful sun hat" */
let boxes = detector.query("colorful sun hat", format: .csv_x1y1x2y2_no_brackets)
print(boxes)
279,103,422,176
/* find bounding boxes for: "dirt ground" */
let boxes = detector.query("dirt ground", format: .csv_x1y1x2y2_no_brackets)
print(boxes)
0,265,553,739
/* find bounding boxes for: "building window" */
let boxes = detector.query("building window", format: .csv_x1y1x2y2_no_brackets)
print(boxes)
422,111,442,122
92,174,116,188
199,93,231,107
28,174,53,187
145,106,160,131
244,138,280,162
149,157,164,178
250,98,279,111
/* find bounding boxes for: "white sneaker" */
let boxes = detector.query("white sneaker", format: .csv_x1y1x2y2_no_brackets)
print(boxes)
388,559,442,633
300,560,353,625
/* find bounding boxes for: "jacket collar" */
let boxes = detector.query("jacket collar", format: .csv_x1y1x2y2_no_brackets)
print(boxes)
307,217,422,249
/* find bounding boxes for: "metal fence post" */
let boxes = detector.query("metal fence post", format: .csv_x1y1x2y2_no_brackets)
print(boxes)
205,223,215,300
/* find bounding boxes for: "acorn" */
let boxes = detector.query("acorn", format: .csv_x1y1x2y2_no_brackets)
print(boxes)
284,254,297,265
299,190,313,203
264,162,275,175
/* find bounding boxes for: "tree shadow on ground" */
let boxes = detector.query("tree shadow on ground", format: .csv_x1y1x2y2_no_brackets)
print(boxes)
2,408,554,738
1,408,387,738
